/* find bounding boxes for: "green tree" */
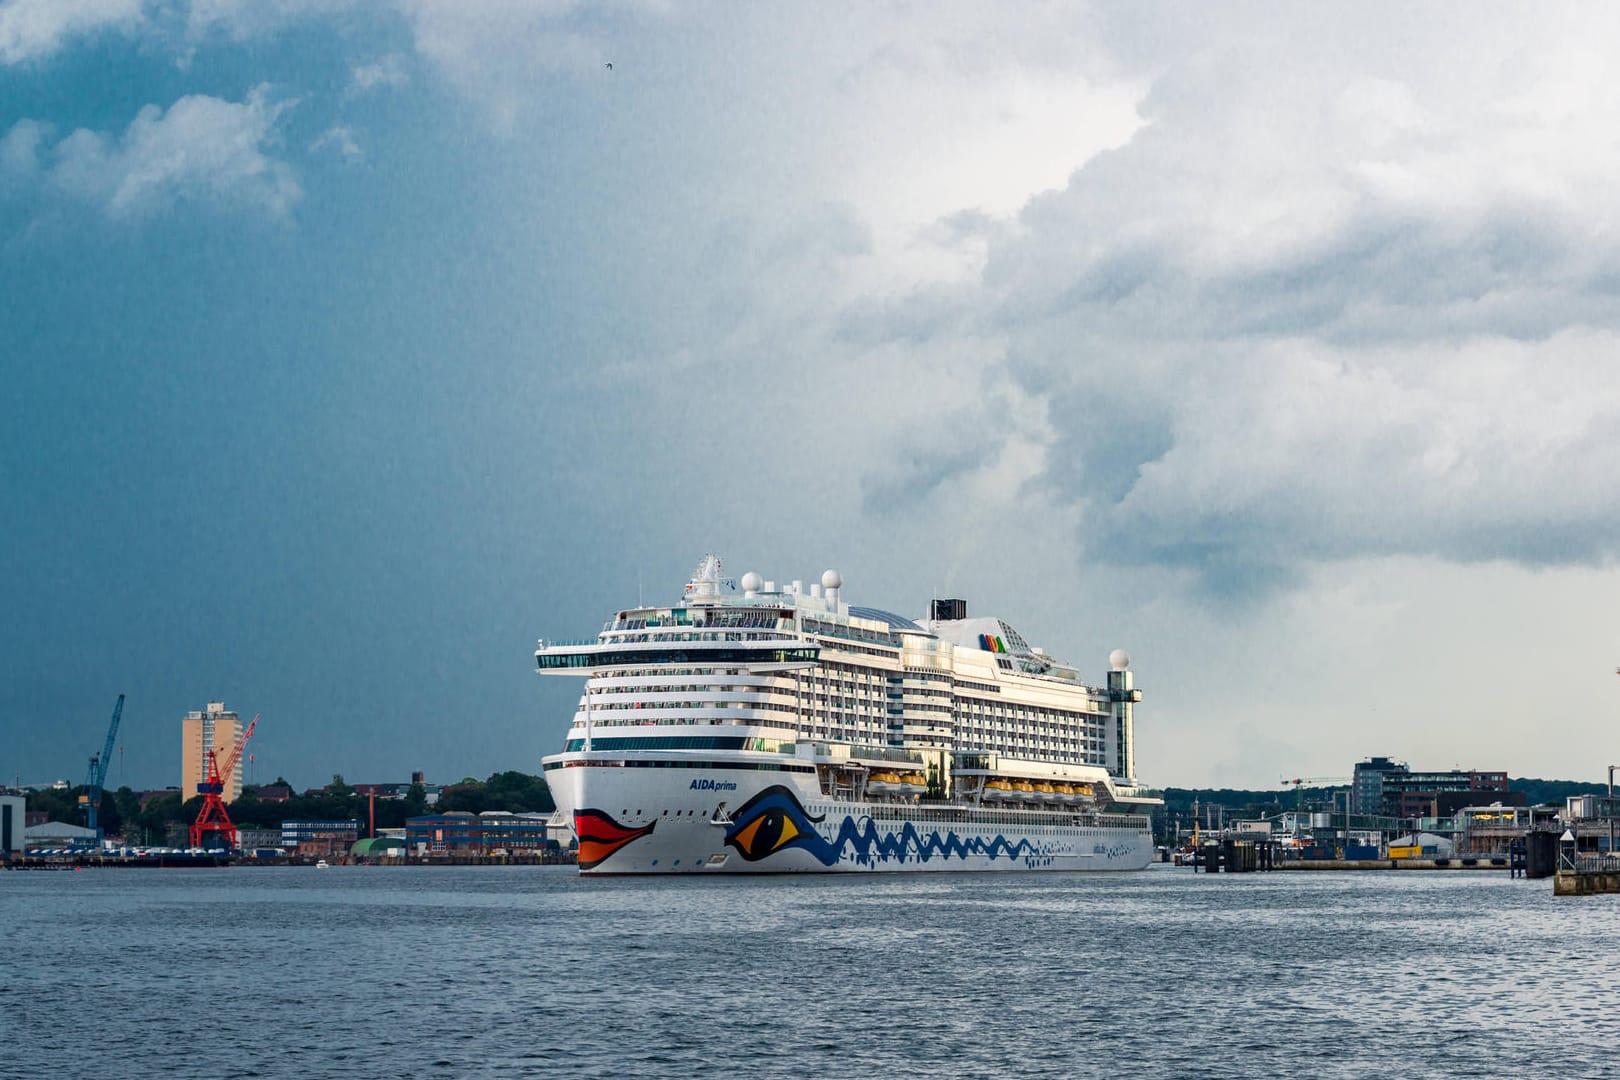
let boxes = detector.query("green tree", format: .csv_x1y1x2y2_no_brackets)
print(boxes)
95,789,123,836
27,787,77,823
401,781,427,818
436,780,486,814
138,791,183,837
113,786,141,835
482,771,555,812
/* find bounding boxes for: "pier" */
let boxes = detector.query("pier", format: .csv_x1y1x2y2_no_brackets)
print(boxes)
1554,830,1620,895
1186,839,1513,873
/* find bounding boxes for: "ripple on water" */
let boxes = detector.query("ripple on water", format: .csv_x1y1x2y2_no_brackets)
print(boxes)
2,865,1617,1079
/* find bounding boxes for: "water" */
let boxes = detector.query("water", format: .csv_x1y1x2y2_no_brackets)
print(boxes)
3,865,1615,1079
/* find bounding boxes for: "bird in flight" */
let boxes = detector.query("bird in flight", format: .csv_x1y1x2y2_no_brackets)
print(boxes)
605,62,613,71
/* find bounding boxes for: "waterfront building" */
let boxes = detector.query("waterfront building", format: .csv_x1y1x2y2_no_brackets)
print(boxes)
280,820,361,857
1352,757,1509,818
1,794,23,854
1455,803,1562,855
1385,769,1509,818
181,702,244,805
1352,756,1406,815
406,811,555,856
236,828,283,850
1565,795,1620,854
24,820,98,850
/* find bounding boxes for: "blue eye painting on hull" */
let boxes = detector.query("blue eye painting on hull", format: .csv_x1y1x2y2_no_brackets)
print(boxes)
724,785,1043,867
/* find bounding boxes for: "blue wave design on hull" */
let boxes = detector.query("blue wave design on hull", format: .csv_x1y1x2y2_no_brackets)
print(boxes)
722,785,1061,867
827,817,1040,867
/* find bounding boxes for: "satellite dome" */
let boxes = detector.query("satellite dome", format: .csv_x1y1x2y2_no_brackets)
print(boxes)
821,569,843,590
1109,648,1131,671
740,571,763,592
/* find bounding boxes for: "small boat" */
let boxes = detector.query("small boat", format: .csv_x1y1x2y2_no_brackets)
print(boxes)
315,860,330,869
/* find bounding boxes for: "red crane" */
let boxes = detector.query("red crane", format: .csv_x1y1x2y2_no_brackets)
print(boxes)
190,714,258,850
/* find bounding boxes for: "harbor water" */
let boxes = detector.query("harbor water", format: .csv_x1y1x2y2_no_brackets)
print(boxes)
4,864,1616,1078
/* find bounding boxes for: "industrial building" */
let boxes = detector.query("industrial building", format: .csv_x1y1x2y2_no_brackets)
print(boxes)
24,820,98,850
406,811,554,856
280,820,361,857
1,794,23,854
181,702,244,805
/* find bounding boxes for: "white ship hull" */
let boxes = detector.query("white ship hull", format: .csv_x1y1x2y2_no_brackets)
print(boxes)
551,758,1154,874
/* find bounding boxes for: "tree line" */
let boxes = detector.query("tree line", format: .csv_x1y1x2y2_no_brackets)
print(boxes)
23,770,555,841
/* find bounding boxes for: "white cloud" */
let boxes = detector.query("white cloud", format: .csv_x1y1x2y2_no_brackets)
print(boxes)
349,51,407,95
0,117,47,178
0,0,145,64
309,124,361,162
807,13,1620,596
38,85,300,217
181,0,356,42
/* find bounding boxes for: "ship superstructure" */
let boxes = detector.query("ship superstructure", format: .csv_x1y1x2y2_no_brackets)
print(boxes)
537,555,1157,873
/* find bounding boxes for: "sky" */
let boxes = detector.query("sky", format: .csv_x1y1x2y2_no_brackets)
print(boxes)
3,1,1619,794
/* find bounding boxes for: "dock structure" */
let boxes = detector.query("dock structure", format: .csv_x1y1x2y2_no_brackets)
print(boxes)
1553,830,1620,895
1554,857,1620,895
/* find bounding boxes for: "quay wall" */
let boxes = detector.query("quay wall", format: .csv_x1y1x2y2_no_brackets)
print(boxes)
1275,859,1508,871
1554,870,1620,896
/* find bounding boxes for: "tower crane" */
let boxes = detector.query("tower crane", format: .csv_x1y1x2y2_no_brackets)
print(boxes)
1280,775,1352,812
190,714,257,850
78,694,125,842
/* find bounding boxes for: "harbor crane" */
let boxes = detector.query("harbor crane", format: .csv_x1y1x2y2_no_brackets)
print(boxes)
189,714,257,851
78,694,125,841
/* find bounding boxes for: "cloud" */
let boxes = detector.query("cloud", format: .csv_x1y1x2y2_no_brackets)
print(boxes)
1090,334,1620,573
180,0,357,43
31,84,300,217
0,0,145,64
804,13,1620,596
309,124,361,162
390,0,612,132
349,51,407,95
0,117,47,179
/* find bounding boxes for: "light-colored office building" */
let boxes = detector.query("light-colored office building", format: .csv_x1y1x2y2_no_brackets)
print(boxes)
181,702,244,803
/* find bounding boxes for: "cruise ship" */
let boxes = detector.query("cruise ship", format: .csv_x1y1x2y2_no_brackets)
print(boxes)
537,556,1159,873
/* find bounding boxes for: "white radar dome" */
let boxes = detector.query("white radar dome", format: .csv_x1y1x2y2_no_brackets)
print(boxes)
821,569,843,590
1109,648,1131,671
740,571,763,592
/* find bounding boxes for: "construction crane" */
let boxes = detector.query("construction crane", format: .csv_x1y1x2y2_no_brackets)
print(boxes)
1280,775,1352,812
78,694,125,842
190,714,257,851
